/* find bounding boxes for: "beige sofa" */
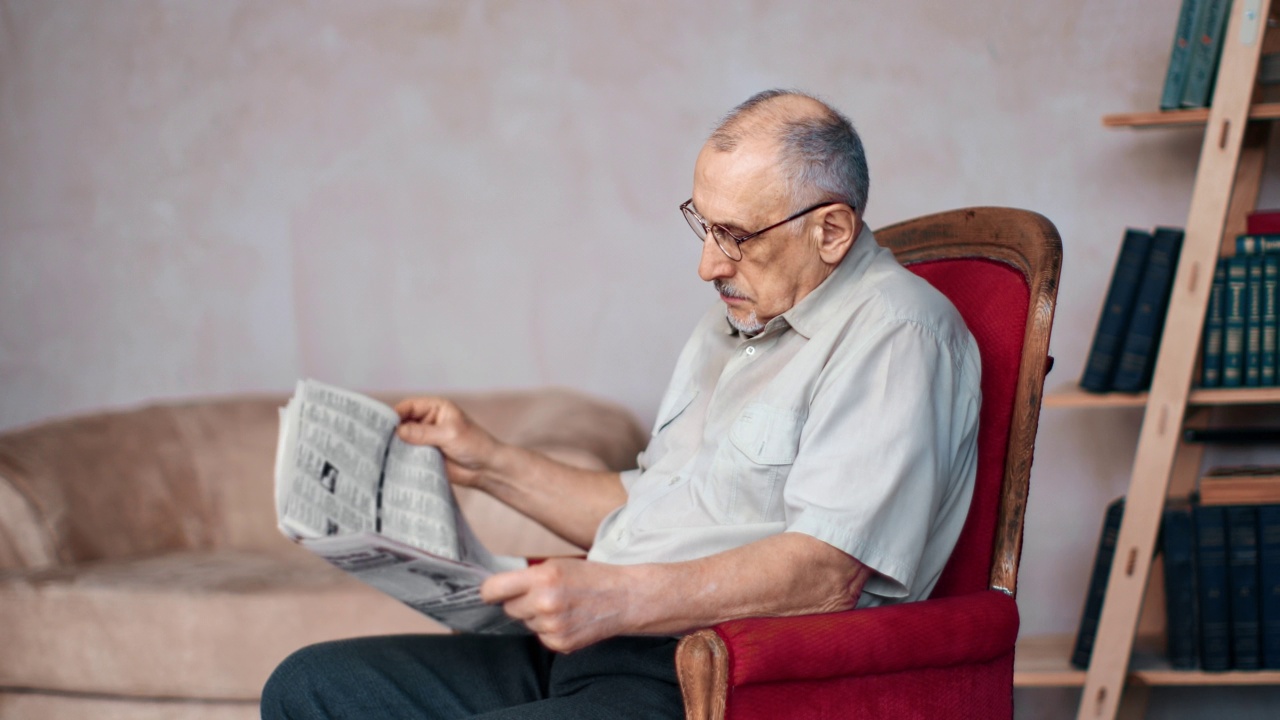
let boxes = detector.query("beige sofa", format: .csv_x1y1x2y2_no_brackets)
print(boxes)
0,389,647,720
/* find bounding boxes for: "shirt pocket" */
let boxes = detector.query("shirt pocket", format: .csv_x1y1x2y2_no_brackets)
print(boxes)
706,403,803,521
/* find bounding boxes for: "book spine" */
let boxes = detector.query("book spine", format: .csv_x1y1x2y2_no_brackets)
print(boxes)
1264,256,1278,386
1072,498,1125,669
1197,503,1232,671
1081,230,1154,392
1261,505,1280,669
1162,0,1205,110
1246,256,1264,386
1112,228,1184,392
1181,0,1231,108
1235,234,1280,255
1202,258,1228,387
1228,505,1262,669
1248,214,1280,235
1163,502,1200,669
1224,256,1250,387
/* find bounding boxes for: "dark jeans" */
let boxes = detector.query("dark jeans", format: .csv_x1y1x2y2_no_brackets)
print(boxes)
260,634,682,719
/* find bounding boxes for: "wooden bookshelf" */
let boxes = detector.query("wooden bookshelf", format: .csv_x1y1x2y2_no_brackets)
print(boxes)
1103,102,1280,129
1016,635,1280,688
1045,384,1280,409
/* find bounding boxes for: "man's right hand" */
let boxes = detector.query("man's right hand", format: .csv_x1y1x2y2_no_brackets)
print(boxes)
394,397,501,488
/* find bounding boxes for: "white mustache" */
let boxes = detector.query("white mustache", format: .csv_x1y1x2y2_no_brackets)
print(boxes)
714,280,751,300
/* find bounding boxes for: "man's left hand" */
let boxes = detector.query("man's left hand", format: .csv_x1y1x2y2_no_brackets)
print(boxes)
481,558,636,653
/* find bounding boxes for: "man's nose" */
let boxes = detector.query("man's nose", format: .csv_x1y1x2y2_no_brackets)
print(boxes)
698,236,734,282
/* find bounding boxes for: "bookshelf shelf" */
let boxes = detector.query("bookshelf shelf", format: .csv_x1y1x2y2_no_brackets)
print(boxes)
1102,103,1280,129
1016,635,1280,688
1045,384,1280,409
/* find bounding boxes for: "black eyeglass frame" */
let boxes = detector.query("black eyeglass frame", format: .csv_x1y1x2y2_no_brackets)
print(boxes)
680,199,846,261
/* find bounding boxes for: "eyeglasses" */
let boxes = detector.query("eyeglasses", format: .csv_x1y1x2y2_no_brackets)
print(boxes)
680,199,843,261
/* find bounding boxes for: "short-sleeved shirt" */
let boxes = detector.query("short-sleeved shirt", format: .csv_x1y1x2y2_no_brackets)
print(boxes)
586,226,982,606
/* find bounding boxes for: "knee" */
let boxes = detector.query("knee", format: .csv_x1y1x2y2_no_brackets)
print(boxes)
260,641,346,720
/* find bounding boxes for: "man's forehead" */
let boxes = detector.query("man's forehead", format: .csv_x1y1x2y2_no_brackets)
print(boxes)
692,140,788,224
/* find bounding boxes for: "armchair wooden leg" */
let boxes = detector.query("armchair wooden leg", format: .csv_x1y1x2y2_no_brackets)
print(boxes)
676,629,730,720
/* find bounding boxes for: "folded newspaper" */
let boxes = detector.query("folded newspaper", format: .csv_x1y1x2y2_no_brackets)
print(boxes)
274,379,528,633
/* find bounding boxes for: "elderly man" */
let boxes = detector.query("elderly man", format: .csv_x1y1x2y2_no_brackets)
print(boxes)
262,90,980,720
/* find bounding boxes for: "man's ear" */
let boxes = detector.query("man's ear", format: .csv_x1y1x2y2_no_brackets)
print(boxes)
814,204,858,265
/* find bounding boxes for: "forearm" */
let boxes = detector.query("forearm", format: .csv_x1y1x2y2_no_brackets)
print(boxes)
621,532,871,635
477,443,627,549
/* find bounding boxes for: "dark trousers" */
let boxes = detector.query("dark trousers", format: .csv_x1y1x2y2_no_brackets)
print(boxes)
260,634,683,719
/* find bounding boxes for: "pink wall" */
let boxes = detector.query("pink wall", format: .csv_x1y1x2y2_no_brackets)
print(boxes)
3,2,1278,716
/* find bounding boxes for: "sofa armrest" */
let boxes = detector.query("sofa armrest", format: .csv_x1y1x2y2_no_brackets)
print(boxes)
679,590,1019,688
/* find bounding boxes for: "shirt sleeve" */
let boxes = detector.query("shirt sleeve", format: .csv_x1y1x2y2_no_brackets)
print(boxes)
783,316,980,601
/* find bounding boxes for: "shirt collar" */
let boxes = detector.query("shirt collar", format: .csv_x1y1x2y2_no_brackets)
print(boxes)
773,224,880,340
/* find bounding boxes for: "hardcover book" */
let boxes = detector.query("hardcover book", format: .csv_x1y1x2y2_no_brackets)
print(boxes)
1195,503,1232,671
1161,0,1206,110
1112,227,1184,392
1162,499,1200,669
1227,505,1262,669
1081,230,1154,392
1260,505,1280,668
1202,258,1228,387
1071,498,1125,669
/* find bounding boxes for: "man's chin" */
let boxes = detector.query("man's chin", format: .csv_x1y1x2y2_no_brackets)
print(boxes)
725,307,765,336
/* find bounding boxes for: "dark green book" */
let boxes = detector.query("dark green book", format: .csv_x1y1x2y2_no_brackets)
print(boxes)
1260,505,1280,668
1181,0,1233,108
1163,499,1200,669
1227,505,1261,669
1162,0,1205,110
1202,258,1228,387
1263,256,1278,386
1246,256,1264,386
1081,230,1154,392
1196,503,1232,671
1112,228,1185,392
1236,234,1280,254
1072,498,1125,669
1224,256,1250,387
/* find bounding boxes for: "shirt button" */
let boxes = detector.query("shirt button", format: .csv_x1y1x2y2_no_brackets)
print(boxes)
745,346,756,356
668,475,680,486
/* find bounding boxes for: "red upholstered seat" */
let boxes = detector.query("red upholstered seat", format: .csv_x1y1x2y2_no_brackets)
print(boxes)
676,207,1062,720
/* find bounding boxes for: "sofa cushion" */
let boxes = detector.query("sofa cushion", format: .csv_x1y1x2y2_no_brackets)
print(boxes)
0,549,440,699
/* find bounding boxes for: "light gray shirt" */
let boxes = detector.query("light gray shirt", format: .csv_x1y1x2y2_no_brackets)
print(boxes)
587,226,982,606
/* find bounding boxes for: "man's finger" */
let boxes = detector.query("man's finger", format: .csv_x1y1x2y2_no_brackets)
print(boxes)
481,569,534,604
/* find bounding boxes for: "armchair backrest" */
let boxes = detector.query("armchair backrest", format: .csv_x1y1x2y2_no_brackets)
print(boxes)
874,208,1061,598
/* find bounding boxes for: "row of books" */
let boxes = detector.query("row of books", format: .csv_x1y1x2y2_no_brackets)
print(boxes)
1071,468,1280,672
1081,228,1184,393
1159,0,1232,110
1199,236,1280,387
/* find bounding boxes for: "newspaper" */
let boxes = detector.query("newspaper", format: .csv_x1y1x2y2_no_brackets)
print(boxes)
274,379,527,633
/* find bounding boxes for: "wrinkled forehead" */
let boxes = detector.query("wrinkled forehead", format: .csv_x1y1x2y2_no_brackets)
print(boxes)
691,139,790,226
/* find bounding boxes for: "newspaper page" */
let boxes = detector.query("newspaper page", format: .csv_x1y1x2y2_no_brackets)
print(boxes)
274,379,528,633
304,533,525,634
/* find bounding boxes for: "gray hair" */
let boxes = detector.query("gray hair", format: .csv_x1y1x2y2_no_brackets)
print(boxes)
709,89,869,215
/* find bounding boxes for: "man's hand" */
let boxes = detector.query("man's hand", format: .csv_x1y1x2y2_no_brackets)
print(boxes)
481,559,635,653
394,397,501,488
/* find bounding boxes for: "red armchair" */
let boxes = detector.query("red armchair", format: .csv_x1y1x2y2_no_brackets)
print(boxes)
675,207,1062,719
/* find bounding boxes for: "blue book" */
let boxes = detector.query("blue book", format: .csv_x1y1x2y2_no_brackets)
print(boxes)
1162,0,1205,110
1260,505,1280,669
1223,256,1251,387
1081,230,1154,392
1112,228,1185,392
1072,498,1125,669
1182,0,1232,108
1263,256,1278,386
1227,505,1261,669
1236,234,1280,254
1246,256,1264,386
1202,259,1228,387
1195,503,1232,671
1163,500,1200,669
